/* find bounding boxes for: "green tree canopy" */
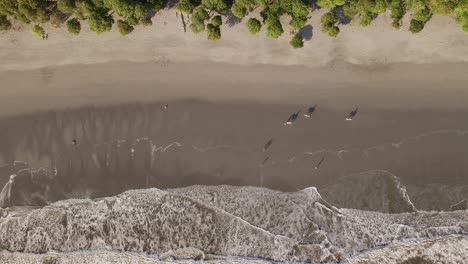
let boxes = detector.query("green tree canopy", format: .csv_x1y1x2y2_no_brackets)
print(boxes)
66,17,81,34
316,0,345,9
206,23,221,39
359,11,373,27
390,0,406,29
189,6,209,33
116,19,134,35
30,24,45,37
409,19,424,33
211,15,222,26
246,17,261,34
264,16,283,39
321,12,340,37
289,33,303,48
104,0,135,18
290,16,307,30
176,0,196,13
87,8,114,34
57,0,76,14
0,15,11,31
192,6,209,20
202,0,228,12
230,0,266,18
140,16,152,26
455,0,468,31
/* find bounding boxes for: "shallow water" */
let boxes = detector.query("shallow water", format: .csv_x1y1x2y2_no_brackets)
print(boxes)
0,100,467,210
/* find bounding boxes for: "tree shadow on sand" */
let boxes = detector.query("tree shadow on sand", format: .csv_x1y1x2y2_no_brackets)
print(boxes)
166,0,178,9
224,11,242,27
299,24,313,41
332,6,352,25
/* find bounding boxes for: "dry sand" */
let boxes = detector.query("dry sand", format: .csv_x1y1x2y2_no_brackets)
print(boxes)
1,9,468,70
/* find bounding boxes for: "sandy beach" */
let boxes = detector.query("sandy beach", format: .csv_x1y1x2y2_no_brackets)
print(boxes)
1,8,468,263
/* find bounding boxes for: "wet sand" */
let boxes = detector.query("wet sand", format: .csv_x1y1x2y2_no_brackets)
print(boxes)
1,61,468,117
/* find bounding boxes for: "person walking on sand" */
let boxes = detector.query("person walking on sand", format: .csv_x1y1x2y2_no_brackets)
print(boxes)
284,109,301,125
176,12,178,20
346,108,358,121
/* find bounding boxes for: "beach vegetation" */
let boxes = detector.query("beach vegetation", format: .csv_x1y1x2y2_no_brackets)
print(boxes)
117,19,134,35
409,18,424,33
206,23,221,39
0,15,11,31
189,6,209,33
246,17,261,34
0,0,466,43
264,15,283,39
321,12,339,37
31,24,45,37
87,8,114,34
140,17,152,26
211,16,223,27
58,0,77,14
66,17,81,34
176,0,196,13
202,0,229,12
316,0,345,9
390,0,406,29
211,15,222,26
289,33,303,48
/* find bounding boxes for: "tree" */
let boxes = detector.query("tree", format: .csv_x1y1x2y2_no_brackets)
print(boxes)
206,23,221,40
104,0,135,18
359,11,373,27
412,8,432,22
134,3,150,19
327,25,339,37
428,0,458,15
455,0,468,31
66,18,81,34
190,20,205,33
189,6,209,33
49,13,68,27
289,33,303,48
212,15,222,26
31,24,45,37
87,9,114,34
176,0,195,13
116,19,134,35
289,15,307,30
0,15,11,31
321,12,340,37
409,19,424,33
231,3,246,18
321,12,337,26
246,17,261,34
390,0,406,29
57,0,76,14
230,0,265,18
17,0,50,23
265,16,283,39
316,0,345,9
202,0,228,12
140,17,152,26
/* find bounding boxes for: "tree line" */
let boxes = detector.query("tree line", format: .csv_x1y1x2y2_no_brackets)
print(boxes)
0,0,467,48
